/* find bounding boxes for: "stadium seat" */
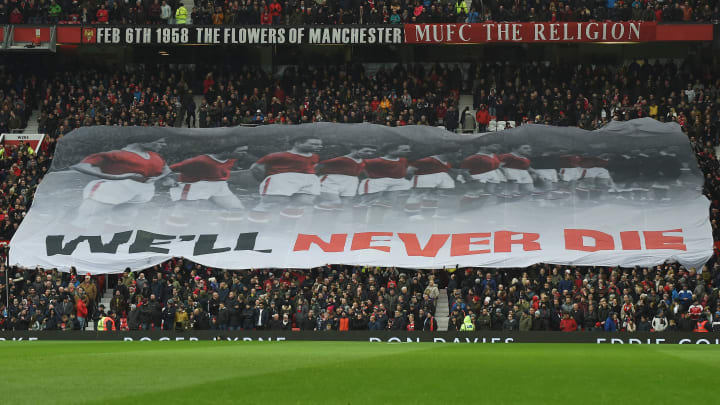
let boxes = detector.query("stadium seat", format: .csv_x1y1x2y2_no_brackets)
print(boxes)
488,120,497,132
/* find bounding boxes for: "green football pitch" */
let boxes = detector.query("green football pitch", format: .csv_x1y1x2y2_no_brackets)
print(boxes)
0,341,717,404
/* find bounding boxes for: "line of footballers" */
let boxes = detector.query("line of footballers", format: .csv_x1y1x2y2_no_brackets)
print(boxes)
69,135,688,226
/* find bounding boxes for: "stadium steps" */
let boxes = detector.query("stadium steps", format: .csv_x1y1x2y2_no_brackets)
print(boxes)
191,94,204,127
24,108,41,134
436,289,449,331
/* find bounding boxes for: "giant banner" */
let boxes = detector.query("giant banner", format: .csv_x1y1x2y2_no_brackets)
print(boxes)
10,119,713,272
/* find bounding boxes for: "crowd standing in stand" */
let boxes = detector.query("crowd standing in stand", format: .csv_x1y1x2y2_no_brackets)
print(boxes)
0,0,718,25
1,263,719,332
0,57,719,332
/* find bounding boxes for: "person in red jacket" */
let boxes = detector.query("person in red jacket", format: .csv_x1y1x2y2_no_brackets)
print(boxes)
269,0,282,24
475,104,490,132
559,312,578,331
75,294,88,329
260,7,272,24
9,7,24,24
96,4,109,23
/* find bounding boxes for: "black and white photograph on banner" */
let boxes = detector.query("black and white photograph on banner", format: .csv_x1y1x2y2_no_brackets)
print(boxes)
9,118,712,272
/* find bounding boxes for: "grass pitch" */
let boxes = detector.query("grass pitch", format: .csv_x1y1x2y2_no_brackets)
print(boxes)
0,341,717,404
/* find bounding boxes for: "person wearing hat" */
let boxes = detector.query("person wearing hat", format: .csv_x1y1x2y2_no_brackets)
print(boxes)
252,109,265,124
460,314,475,331
92,303,107,330
162,299,177,330
519,309,533,331
98,310,117,331
492,307,505,330
128,304,141,330
422,311,437,332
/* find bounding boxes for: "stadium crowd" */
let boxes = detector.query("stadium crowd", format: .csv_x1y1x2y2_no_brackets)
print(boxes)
0,0,719,25
1,261,719,332
27,59,720,143
0,56,720,332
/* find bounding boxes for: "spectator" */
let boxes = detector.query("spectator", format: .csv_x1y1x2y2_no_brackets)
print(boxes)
503,313,518,330
75,291,88,329
693,316,710,332
625,318,637,332
688,300,703,320
604,313,618,332
559,313,577,331
96,4,109,23
460,314,475,331
269,0,282,24
128,304,140,330
253,301,269,329
149,0,162,24
212,7,224,25
175,2,188,24
652,311,668,332
637,315,652,332
475,104,490,132
461,106,475,133
268,313,282,330
9,7,23,24
161,0,173,24
175,305,189,331
421,312,436,331
519,310,533,331
162,299,176,330
47,2,62,24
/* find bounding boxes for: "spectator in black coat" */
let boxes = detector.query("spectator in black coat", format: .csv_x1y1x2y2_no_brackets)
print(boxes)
350,313,367,330
268,313,283,330
390,311,407,330
216,303,230,330
444,105,459,132
149,296,163,329
503,313,519,331
229,303,242,331
162,299,176,330
302,310,318,331
253,302,270,330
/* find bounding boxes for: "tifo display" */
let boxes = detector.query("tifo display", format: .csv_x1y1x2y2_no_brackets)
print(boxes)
9,119,711,272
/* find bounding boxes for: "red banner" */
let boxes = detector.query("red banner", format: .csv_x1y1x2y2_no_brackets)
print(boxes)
405,22,710,44
11,23,713,47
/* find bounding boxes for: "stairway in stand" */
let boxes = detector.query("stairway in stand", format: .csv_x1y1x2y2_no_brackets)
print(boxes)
435,288,449,331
